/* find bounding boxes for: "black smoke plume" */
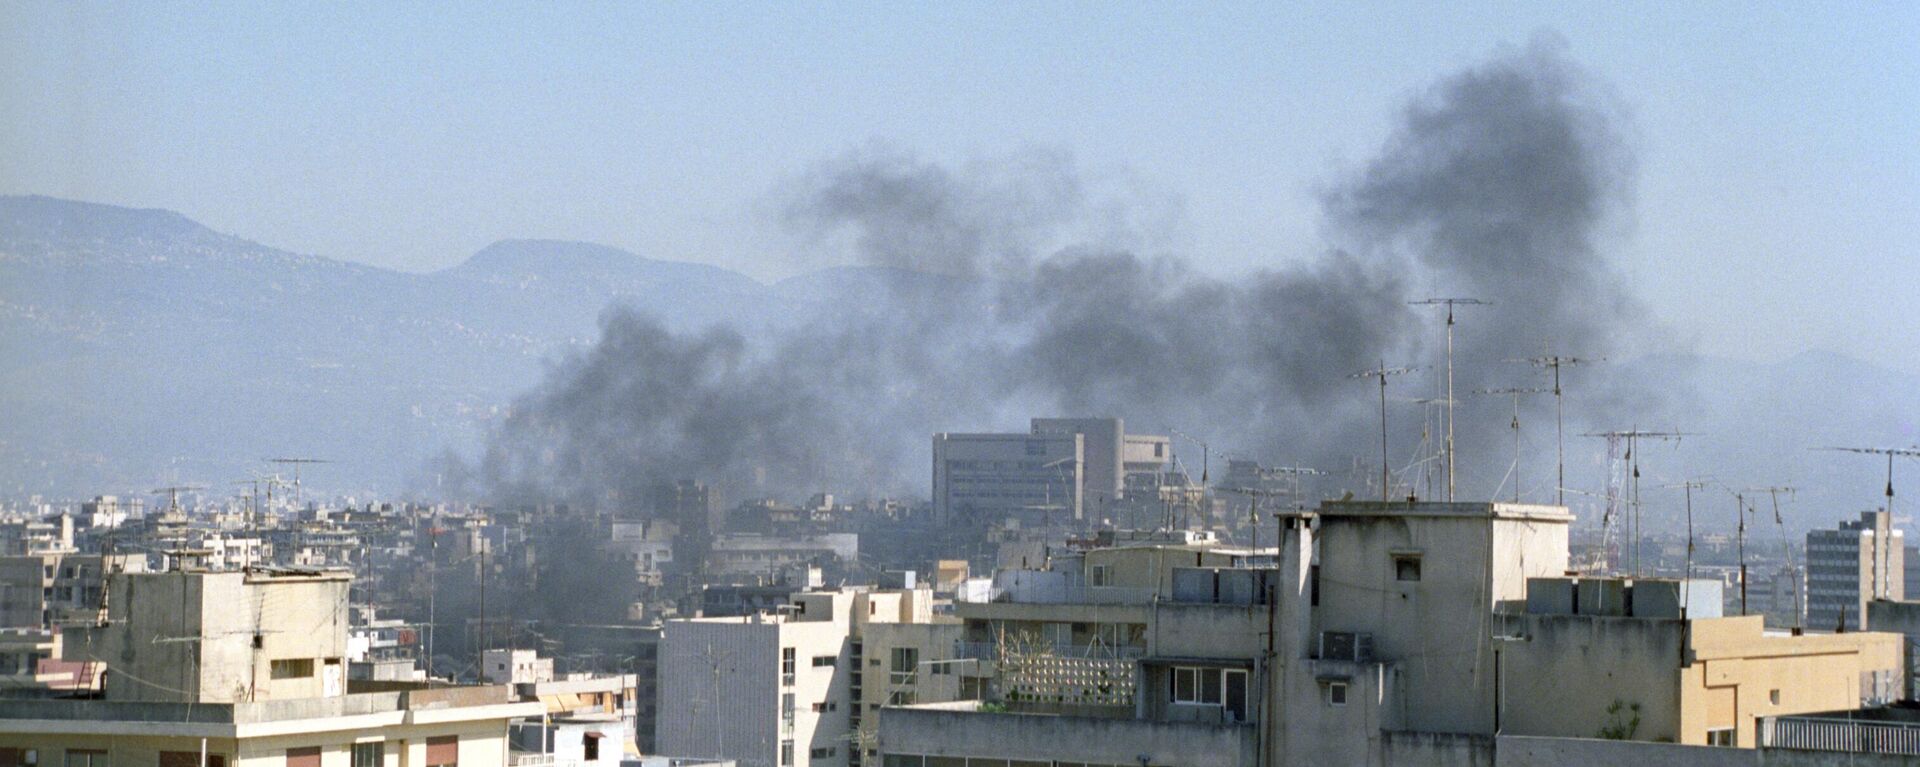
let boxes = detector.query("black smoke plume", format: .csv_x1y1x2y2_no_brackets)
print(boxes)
477,34,1662,511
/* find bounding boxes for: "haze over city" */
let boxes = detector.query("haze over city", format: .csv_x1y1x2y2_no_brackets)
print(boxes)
3,5,1920,765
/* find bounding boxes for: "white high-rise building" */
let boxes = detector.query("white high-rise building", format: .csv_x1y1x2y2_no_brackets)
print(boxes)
1805,510,1905,631
657,586,956,767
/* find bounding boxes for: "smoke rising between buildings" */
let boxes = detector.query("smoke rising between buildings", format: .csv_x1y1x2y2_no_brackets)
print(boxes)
477,35,1672,512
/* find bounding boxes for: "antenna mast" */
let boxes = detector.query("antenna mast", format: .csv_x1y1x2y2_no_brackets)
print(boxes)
1474,387,1551,503
1352,362,1425,501
1583,429,1696,576
1412,298,1488,502
1814,447,1920,605
1517,354,1600,506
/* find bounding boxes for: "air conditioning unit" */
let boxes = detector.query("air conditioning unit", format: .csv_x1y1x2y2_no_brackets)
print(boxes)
1318,631,1374,662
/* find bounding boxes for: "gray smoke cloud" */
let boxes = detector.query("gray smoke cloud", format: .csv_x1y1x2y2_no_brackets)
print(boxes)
478,34,1664,510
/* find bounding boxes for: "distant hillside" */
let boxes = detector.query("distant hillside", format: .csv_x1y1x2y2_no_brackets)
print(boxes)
3,195,1919,537
0,196,797,497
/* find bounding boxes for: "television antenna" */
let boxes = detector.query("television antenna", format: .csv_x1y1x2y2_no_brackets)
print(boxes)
1474,387,1551,503
1813,447,1920,607
1660,479,1713,618
1411,298,1489,502
1351,361,1425,501
1583,429,1696,576
1220,465,1318,553
1736,485,1797,623
1514,354,1601,506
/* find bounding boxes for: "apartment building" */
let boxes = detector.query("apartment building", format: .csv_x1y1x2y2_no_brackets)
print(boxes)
1806,510,1904,631
0,569,543,766
931,418,1171,525
878,500,1911,765
658,587,951,767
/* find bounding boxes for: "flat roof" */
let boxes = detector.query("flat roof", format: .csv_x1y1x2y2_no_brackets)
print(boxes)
1315,500,1573,522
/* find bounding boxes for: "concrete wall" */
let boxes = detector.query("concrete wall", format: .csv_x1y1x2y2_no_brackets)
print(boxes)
1501,615,1685,743
1310,503,1569,736
657,620,778,765
1379,730,1493,767
877,703,1255,767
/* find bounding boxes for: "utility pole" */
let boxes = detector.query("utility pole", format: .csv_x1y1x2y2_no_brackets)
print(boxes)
1518,354,1599,506
1412,298,1489,502
1475,388,1551,503
1352,362,1424,501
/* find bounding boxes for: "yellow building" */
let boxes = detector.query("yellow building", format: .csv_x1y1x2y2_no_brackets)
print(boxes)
1505,601,1903,747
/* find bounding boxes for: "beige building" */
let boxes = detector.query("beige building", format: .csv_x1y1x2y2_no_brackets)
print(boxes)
0,569,543,767
1507,583,1902,747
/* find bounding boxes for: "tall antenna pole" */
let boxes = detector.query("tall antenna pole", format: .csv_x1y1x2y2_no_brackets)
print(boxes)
1352,362,1423,501
1413,299,1488,502
1584,429,1695,576
1518,355,1600,506
1475,388,1550,503
1813,446,1920,604
1741,485,1798,626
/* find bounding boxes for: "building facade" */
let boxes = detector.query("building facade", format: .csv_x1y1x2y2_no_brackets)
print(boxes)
1806,510,1905,632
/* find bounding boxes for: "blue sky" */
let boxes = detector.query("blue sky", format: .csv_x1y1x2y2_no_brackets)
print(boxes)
3,3,1916,371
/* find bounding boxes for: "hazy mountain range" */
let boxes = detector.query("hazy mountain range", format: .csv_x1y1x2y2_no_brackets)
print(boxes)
3,195,1916,534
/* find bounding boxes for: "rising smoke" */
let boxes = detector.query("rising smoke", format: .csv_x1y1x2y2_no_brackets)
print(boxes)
477,34,1664,510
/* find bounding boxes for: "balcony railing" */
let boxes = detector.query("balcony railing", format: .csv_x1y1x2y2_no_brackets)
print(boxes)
953,640,1145,661
1763,716,1920,755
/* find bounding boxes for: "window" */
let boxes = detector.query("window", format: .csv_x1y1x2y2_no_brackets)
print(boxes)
582,733,601,761
811,747,837,759
161,755,228,767
270,658,314,679
64,753,106,767
351,743,383,767
1172,665,1244,708
782,692,796,733
1769,688,1781,705
890,647,919,686
781,647,796,686
1706,728,1735,747
286,748,321,767
1326,681,1348,706
813,655,838,667
1224,669,1248,723
780,740,795,766
425,735,458,767
813,700,839,712
1394,555,1422,582
1090,565,1111,587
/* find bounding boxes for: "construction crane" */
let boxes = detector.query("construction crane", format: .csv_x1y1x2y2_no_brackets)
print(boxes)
1514,354,1602,506
266,457,331,509
1411,298,1489,502
1583,429,1696,576
1352,361,1426,501
1474,387,1552,503
149,484,205,514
